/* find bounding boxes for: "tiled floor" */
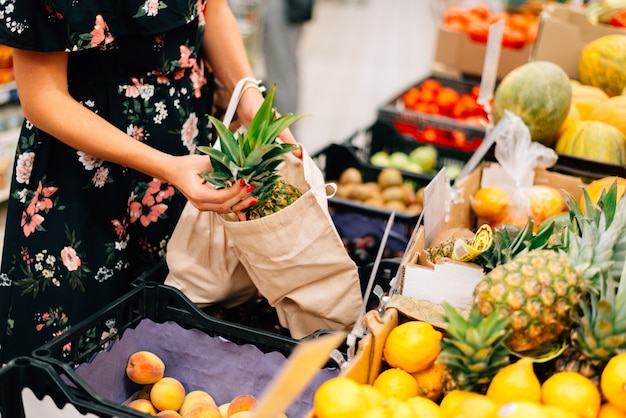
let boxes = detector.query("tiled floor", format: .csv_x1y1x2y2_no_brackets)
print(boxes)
10,1,439,414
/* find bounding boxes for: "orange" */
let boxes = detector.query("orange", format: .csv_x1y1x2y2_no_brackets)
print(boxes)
470,187,510,221
372,368,419,401
313,377,368,418
486,358,541,405
411,361,446,402
383,321,442,373
598,403,626,418
601,353,626,413
541,371,601,418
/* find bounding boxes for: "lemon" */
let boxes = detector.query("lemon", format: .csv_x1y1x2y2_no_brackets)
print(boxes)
486,358,541,405
363,398,416,418
412,361,446,402
598,403,626,418
442,393,499,418
405,396,441,418
470,187,510,221
313,377,368,418
360,383,385,410
383,321,442,373
439,390,485,417
541,371,601,418
372,368,419,401
496,401,549,418
542,404,581,418
601,353,626,413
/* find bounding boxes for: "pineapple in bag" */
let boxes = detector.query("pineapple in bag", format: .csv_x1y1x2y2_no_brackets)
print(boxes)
198,84,304,220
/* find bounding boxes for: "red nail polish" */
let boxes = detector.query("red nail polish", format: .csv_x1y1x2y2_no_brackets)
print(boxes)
239,179,245,187
246,184,255,192
250,198,258,206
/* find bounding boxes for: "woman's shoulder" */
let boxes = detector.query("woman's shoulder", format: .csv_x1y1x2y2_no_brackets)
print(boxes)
0,0,204,52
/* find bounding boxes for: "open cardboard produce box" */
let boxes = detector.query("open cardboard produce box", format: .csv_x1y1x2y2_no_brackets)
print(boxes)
394,160,585,328
532,3,626,80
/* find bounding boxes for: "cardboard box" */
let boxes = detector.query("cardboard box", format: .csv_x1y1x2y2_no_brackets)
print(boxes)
532,3,626,79
396,161,585,322
433,25,534,80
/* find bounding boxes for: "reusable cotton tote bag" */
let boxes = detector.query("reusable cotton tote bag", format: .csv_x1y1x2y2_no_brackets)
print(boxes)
165,79,362,338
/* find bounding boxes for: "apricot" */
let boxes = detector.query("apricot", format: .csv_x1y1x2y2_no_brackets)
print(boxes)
127,398,158,415
179,390,217,416
156,411,183,418
181,401,222,418
150,377,186,412
228,412,255,418
126,351,165,385
218,403,230,418
227,395,257,417
138,384,154,400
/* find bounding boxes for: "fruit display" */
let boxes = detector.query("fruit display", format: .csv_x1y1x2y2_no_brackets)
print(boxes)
310,180,626,416
124,350,269,418
399,78,489,128
442,2,539,49
369,144,463,180
334,166,423,215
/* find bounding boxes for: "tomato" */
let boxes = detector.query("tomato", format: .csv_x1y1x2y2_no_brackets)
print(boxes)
610,9,626,28
502,27,527,49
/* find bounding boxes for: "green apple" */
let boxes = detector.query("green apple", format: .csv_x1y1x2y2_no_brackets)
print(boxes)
388,152,410,170
409,145,438,172
445,164,462,180
370,151,390,167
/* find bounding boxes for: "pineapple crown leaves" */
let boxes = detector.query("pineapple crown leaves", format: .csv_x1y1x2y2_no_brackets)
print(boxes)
572,270,626,364
564,180,626,290
438,302,511,393
197,84,305,189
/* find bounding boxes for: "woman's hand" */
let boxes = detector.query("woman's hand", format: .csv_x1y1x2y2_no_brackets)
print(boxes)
166,154,256,221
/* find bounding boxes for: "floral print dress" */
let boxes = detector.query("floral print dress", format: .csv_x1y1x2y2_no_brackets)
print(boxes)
0,0,215,363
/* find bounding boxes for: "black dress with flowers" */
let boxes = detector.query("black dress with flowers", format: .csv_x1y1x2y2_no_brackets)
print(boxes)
0,0,215,362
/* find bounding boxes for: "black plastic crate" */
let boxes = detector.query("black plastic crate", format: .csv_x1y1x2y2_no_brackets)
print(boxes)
31,277,341,417
313,143,426,264
0,356,150,418
377,74,488,152
346,120,477,176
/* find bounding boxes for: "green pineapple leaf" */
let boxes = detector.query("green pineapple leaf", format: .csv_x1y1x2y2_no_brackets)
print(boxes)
207,115,245,167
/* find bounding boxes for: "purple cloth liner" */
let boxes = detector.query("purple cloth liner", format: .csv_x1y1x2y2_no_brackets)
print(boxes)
75,319,340,417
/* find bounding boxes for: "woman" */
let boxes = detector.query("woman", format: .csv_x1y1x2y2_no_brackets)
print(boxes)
0,0,300,363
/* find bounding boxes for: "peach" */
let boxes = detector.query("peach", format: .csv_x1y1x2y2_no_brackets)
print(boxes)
126,351,165,385
127,398,158,415
227,395,257,417
228,412,255,418
156,411,183,418
179,390,217,416
150,376,186,412
217,403,230,418
181,401,222,418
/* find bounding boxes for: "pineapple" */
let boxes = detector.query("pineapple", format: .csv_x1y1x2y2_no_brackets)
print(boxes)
198,84,305,219
554,271,626,386
472,180,626,354
438,302,511,395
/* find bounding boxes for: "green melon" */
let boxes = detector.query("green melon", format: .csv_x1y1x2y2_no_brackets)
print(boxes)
555,120,626,165
492,61,572,147
579,34,626,98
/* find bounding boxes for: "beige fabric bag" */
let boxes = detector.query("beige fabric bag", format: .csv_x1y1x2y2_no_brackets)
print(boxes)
165,78,362,337
164,204,257,309
217,148,363,338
